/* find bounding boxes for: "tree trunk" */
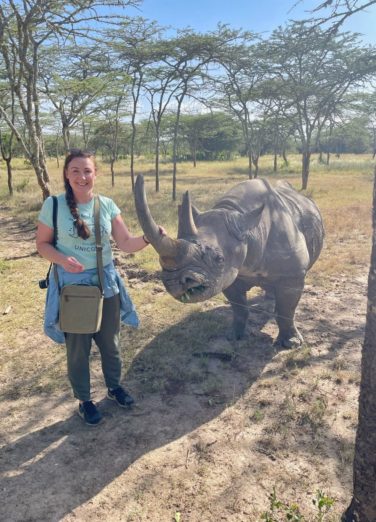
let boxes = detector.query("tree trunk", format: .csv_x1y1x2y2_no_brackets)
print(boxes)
6,158,13,197
130,79,141,194
110,158,115,187
62,124,70,153
155,130,160,193
32,159,51,200
248,151,253,179
130,123,136,193
282,149,288,166
301,151,311,190
172,92,185,202
252,155,259,178
342,167,376,522
273,152,277,172
55,136,60,167
326,152,330,165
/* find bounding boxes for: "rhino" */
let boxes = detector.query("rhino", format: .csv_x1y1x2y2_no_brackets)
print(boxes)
134,175,324,348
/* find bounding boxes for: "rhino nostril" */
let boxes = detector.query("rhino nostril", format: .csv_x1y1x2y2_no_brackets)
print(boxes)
181,276,197,287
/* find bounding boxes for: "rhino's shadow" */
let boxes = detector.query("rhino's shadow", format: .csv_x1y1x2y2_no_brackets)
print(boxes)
0,299,275,521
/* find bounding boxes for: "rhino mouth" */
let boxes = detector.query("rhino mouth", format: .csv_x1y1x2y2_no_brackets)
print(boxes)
161,269,213,303
179,284,208,303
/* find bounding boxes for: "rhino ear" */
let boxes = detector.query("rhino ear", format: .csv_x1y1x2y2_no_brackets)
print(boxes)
178,203,201,226
226,205,264,241
191,204,201,224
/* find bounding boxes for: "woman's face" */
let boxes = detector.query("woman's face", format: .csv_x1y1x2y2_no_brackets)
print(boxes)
65,157,96,199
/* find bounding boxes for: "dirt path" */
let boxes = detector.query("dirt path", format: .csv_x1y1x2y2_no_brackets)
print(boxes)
0,211,367,521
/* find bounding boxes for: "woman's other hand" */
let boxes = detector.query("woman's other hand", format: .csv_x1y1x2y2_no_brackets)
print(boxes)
62,256,85,272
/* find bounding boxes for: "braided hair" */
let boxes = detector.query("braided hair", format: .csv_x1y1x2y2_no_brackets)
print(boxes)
63,149,96,240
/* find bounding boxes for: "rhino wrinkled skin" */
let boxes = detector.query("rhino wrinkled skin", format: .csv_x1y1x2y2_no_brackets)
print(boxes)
135,176,324,348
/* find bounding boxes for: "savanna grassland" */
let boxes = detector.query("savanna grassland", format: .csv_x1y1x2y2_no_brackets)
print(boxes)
0,154,374,521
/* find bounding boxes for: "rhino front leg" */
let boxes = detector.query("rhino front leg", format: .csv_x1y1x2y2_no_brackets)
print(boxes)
223,279,250,340
274,277,305,348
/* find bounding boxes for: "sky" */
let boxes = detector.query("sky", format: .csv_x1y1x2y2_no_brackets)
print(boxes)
129,0,376,44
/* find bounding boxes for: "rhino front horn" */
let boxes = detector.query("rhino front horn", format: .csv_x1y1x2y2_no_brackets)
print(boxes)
134,175,180,257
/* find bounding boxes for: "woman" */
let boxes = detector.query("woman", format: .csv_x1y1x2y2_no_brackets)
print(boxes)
36,149,163,426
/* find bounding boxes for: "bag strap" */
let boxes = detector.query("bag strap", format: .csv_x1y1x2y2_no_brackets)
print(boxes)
46,196,58,283
52,195,58,246
94,196,105,295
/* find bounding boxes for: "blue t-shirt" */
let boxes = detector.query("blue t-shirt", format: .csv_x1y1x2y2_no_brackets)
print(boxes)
38,194,120,270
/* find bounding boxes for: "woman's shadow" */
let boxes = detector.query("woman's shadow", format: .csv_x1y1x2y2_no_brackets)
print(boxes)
0,298,275,521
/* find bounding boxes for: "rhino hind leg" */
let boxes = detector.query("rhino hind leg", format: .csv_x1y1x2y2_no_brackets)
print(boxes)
223,279,250,340
274,277,305,349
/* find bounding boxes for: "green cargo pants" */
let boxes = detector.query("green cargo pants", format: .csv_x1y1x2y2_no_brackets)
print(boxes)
65,294,121,402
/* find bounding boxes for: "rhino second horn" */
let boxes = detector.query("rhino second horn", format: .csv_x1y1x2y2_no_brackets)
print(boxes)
177,191,198,239
134,174,180,257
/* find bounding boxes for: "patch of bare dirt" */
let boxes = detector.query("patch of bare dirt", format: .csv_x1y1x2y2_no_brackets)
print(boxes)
0,211,367,521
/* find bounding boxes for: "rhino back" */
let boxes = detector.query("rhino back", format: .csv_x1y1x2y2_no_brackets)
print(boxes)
213,178,324,273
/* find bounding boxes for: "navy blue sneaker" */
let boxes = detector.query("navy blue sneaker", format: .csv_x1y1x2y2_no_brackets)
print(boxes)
78,401,102,425
107,386,134,408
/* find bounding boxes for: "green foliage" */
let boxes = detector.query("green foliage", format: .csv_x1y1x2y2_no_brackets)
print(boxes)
261,487,305,521
321,118,371,154
313,490,336,522
181,113,241,159
260,487,335,522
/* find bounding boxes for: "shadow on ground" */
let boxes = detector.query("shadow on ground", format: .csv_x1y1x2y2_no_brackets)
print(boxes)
0,283,365,521
0,299,274,522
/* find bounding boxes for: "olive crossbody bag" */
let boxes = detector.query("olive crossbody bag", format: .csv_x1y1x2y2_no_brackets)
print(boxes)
54,196,104,334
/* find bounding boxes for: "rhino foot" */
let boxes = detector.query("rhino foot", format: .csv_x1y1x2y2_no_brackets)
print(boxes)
274,333,303,349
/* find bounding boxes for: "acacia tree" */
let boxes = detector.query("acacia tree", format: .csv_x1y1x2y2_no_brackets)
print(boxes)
354,91,376,158
215,30,267,179
40,44,113,152
0,0,140,199
167,30,224,200
0,108,16,196
179,112,240,166
112,18,161,192
265,21,374,189
0,66,17,196
311,0,376,30
144,39,184,193
94,80,130,187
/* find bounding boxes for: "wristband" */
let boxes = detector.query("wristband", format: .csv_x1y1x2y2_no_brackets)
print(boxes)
143,234,150,244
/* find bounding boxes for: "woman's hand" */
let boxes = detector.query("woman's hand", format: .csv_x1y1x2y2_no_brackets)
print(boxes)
61,256,85,273
143,225,167,245
157,225,167,237
36,222,85,271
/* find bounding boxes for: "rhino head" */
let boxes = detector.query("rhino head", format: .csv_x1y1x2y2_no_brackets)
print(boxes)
134,175,263,303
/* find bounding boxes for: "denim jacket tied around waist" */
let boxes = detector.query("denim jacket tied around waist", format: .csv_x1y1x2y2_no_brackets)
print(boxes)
44,262,139,344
